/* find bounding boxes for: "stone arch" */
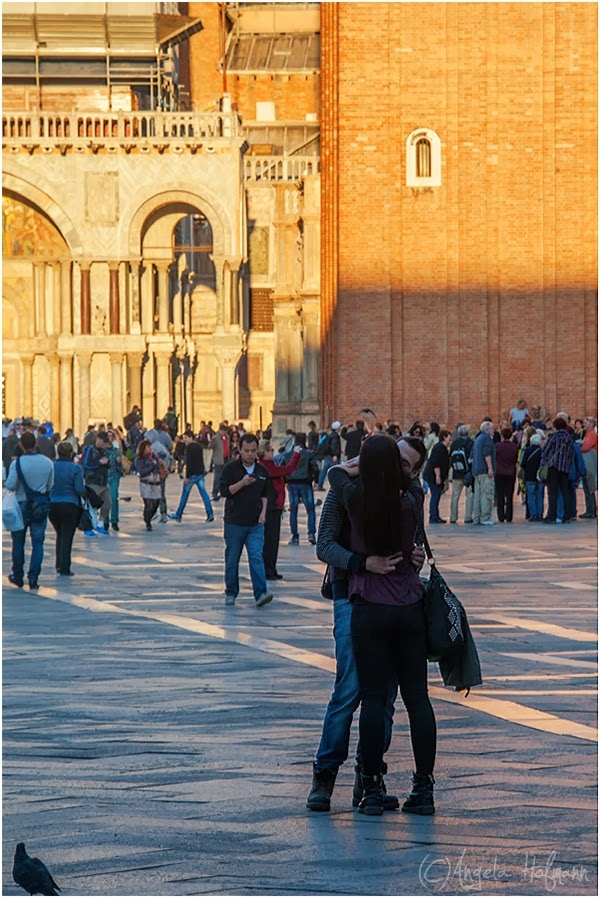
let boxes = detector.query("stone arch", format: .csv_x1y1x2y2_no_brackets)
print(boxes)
127,188,232,259
2,166,83,256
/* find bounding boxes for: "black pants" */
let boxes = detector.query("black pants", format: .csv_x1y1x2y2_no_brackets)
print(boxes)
546,467,571,521
142,498,160,525
49,502,81,575
495,474,516,522
263,508,282,577
351,598,437,777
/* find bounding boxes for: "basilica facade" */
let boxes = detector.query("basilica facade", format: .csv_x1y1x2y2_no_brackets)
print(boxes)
2,2,320,435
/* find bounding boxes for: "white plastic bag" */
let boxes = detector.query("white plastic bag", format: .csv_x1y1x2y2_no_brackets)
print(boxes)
2,490,24,531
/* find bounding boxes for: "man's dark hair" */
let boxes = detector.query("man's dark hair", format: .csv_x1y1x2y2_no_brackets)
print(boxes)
553,417,568,430
294,432,307,447
20,431,36,451
184,430,195,438
308,420,316,428
439,430,452,442
154,418,163,430
400,436,427,472
239,432,258,449
38,425,47,436
501,427,513,440
97,431,110,443
356,419,365,430
57,441,74,458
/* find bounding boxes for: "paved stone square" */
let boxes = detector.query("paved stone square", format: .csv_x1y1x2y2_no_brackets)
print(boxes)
2,478,598,896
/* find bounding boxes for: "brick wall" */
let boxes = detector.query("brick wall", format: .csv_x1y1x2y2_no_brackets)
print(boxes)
321,2,598,428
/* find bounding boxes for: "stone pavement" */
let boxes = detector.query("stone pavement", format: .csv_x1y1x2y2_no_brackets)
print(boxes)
2,478,598,897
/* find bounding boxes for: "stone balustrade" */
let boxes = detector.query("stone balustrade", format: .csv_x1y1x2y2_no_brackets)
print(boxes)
2,110,241,153
244,155,320,181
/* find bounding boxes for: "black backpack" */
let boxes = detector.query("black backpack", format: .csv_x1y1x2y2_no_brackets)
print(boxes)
450,446,469,474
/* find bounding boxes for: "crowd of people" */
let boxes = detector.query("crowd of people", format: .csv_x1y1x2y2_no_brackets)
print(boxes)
3,401,597,815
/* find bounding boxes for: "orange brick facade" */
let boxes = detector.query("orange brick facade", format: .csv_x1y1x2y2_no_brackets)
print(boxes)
321,2,598,427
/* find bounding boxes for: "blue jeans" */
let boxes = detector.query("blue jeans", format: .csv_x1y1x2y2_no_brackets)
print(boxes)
174,475,213,519
224,522,267,600
315,598,396,773
428,481,443,522
526,481,544,518
318,456,334,489
288,483,316,539
11,501,48,583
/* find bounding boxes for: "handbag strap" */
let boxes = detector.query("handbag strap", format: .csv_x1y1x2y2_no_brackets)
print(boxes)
405,490,435,564
15,457,34,500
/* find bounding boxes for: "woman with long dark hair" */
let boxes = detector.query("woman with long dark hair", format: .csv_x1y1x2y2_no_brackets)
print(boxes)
133,439,162,531
328,434,437,816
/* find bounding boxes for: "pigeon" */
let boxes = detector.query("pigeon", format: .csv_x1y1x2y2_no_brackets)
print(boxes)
12,843,61,896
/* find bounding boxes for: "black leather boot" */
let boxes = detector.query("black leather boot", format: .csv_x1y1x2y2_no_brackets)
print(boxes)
358,774,384,816
306,765,337,812
402,772,435,815
353,762,399,810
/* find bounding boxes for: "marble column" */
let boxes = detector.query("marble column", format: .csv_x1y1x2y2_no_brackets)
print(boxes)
220,358,238,422
140,260,154,335
77,351,92,434
127,352,144,411
128,260,141,335
109,352,123,426
109,263,120,335
142,352,155,425
80,263,91,335
21,356,34,417
34,262,47,338
51,263,61,335
60,260,72,335
154,351,172,420
300,302,321,414
209,255,225,328
58,352,73,434
49,352,60,425
225,260,243,328
155,262,171,334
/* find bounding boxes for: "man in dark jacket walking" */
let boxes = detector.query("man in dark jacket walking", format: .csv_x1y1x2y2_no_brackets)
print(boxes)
449,425,474,524
423,430,452,523
317,422,342,490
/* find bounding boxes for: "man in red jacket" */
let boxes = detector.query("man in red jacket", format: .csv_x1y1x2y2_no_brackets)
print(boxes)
257,440,301,579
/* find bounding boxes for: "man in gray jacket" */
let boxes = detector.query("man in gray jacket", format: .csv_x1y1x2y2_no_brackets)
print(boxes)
5,430,54,590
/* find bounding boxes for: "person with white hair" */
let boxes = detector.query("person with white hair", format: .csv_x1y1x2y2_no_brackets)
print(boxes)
471,421,497,525
317,421,342,490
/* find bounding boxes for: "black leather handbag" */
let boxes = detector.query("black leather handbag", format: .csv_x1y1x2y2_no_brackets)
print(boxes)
406,492,465,660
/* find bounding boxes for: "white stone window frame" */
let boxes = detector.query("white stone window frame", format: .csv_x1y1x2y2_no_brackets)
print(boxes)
406,128,442,187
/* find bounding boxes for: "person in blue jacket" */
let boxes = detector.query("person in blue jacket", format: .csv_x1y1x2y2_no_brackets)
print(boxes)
49,441,87,576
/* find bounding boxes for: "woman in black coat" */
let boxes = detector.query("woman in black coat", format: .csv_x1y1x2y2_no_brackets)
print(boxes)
423,431,452,523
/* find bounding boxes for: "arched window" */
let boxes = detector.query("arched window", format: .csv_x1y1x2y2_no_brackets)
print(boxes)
406,129,441,187
416,138,431,178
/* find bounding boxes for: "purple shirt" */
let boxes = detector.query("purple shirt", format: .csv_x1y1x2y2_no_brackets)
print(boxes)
328,467,425,607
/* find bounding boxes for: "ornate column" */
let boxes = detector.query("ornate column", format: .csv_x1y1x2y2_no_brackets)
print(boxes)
209,255,226,328
58,352,73,434
129,260,142,335
34,262,47,338
155,261,171,333
109,352,124,426
76,351,92,434
51,263,61,335
21,356,34,417
154,351,172,420
140,260,154,335
300,301,321,417
60,260,72,335
127,351,144,411
142,352,155,425
80,262,91,335
109,263,120,334
225,258,243,328
49,352,60,425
